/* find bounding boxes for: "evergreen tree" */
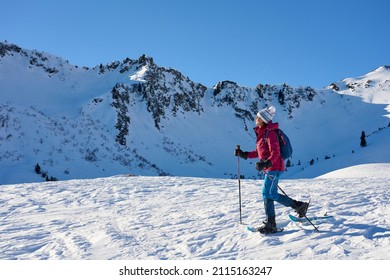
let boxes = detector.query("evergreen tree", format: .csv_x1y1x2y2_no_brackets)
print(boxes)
360,131,367,147
34,163,41,174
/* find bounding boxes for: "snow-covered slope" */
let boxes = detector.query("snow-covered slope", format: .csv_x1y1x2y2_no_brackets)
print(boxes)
1,42,389,184
0,164,389,260
318,163,390,178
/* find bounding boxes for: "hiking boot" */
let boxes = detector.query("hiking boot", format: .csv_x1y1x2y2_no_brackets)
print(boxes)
295,201,309,218
257,216,277,234
258,223,278,234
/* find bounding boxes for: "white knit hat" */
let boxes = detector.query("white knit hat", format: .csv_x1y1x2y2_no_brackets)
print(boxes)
257,106,276,123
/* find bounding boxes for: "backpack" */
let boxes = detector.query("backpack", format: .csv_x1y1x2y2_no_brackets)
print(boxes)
264,128,293,159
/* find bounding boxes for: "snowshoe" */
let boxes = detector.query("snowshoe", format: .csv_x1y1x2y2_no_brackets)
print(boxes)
257,216,278,234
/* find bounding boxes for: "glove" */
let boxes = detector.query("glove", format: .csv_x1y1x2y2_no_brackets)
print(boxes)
234,147,248,160
256,159,272,171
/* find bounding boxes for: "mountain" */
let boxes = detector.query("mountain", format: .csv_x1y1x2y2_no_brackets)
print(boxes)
1,41,389,184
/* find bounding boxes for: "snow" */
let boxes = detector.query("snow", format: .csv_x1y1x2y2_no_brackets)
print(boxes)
318,163,390,178
1,164,389,260
129,64,148,82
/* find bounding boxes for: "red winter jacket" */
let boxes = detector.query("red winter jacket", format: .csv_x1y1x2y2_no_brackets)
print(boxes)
247,121,285,172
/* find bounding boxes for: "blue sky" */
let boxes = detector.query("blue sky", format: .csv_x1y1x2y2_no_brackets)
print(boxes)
2,0,390,88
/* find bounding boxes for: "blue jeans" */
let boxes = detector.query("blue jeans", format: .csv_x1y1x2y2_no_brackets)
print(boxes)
262,171,294,218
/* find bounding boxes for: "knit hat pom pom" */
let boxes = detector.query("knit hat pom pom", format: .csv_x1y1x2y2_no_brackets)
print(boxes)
257,106,276,123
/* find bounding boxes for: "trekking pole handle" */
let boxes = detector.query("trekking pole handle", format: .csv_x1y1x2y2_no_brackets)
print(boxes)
236,145,241,177
235,145,240,156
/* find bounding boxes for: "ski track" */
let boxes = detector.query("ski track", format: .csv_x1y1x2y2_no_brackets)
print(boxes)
0,174,389,260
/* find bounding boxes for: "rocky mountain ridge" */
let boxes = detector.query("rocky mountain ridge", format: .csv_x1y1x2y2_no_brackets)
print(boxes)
1,41,389,184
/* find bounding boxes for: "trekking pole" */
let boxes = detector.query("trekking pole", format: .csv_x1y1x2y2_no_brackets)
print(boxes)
236,145,243,224
264,171,319,232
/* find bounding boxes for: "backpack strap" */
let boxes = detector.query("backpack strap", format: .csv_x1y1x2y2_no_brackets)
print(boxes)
263,129,269,143
263,128,278,144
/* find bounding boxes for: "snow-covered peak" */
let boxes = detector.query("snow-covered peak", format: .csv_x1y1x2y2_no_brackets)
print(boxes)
327,65,390,106
371,65,390,75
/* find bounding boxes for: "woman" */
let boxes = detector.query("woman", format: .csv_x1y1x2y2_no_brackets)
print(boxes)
235,106,309,234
